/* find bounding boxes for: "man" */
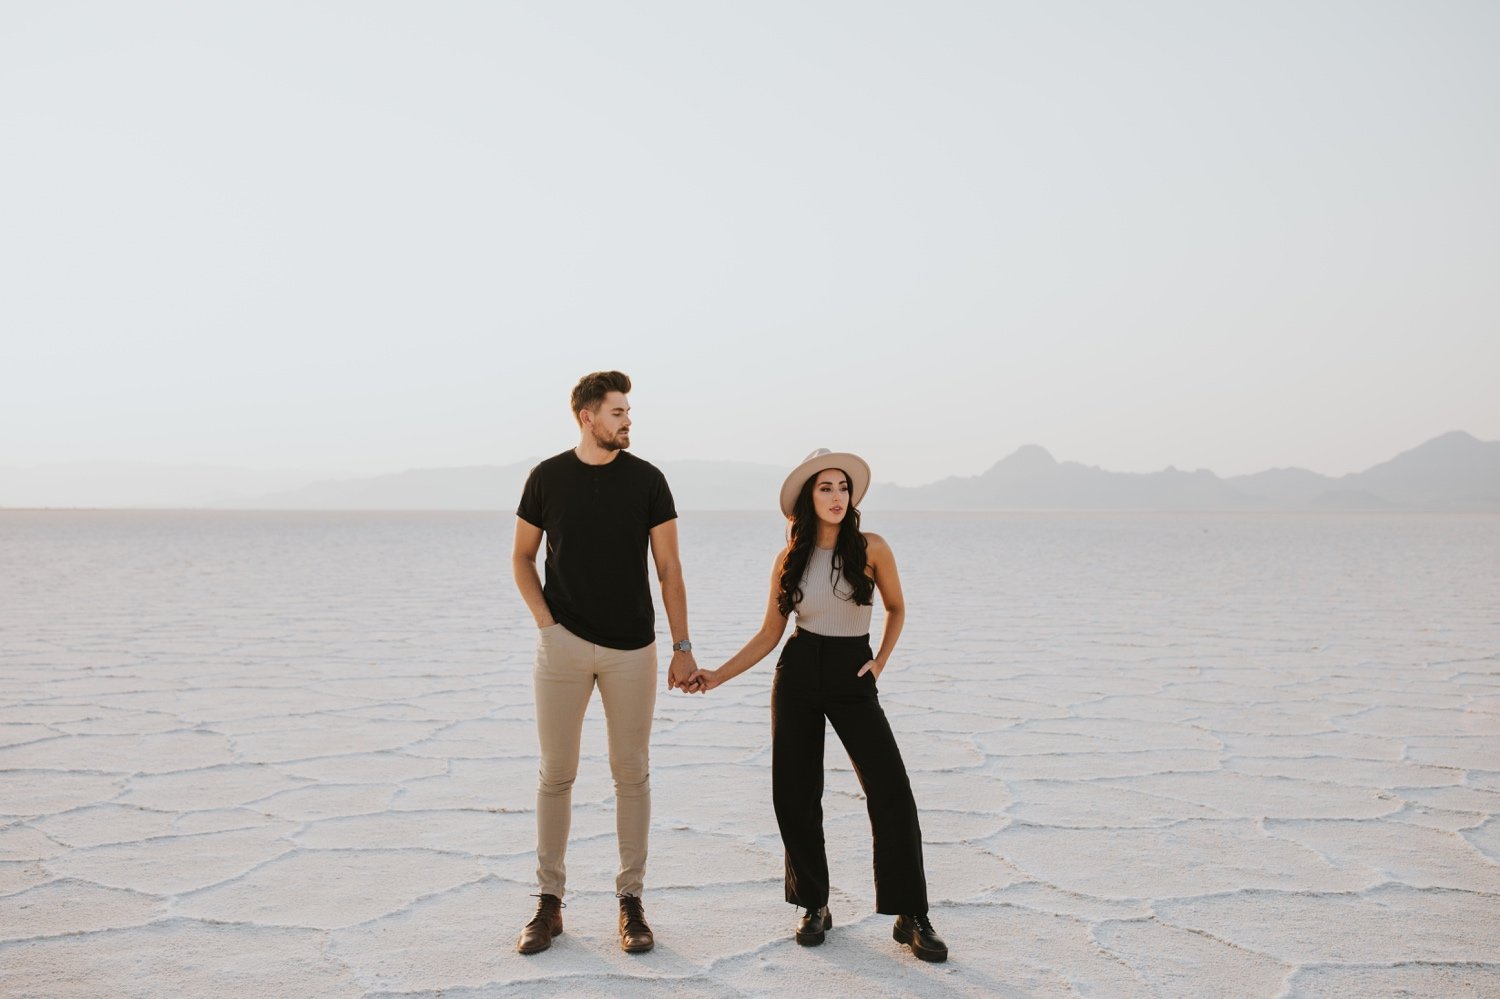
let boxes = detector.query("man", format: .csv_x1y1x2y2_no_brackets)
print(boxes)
511,370,699,955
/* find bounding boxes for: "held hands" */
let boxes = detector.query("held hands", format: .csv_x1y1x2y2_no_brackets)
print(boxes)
667,650,699,691
666,641,722,694
683,667,723,693
673,662,721,694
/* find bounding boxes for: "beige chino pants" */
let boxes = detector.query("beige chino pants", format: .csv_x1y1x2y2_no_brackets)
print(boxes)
533,622,658,898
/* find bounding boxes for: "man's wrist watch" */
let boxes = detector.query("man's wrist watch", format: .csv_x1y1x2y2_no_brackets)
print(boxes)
671,639,692,653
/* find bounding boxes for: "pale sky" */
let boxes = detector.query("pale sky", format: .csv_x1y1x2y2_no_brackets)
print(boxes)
3,1,1496,487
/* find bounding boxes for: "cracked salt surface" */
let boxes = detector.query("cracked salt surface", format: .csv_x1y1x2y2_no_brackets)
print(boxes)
1,509,1497,997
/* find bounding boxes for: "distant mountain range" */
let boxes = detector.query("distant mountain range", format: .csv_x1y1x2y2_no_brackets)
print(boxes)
875,431,1500,511
3,432,1497,512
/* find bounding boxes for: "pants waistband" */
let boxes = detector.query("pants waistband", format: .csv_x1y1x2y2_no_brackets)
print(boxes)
790,628,871,645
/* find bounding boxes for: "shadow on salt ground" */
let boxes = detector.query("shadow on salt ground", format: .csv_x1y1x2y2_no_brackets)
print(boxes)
708,913,1027,999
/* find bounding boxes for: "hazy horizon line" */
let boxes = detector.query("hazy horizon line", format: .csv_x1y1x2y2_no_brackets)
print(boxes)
3,428,1491,488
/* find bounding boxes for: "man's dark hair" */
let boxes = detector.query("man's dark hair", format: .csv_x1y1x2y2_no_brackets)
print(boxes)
570,370,632,426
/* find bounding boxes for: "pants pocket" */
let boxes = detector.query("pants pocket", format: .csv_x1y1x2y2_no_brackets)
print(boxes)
536,624,568,672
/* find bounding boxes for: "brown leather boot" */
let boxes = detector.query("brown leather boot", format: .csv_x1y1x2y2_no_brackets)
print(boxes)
516,893,564,954
617,893,654,953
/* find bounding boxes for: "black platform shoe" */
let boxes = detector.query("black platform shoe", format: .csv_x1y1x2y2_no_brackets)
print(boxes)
795,905,832,946
893,913,948,962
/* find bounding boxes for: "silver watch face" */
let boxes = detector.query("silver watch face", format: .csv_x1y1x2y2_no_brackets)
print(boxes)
673,640,692,652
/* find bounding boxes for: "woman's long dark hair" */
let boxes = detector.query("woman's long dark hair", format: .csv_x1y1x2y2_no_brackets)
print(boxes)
777,469,874,616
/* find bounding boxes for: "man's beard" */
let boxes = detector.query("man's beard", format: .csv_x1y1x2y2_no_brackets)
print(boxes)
593,426,628,451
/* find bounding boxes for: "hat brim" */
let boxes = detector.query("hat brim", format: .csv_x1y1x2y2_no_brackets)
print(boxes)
779,451,871,517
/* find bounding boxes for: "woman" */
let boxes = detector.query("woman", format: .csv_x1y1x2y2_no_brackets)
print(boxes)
686,448,948,962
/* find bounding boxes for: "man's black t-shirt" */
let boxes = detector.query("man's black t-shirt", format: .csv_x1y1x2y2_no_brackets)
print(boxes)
517,449,677,650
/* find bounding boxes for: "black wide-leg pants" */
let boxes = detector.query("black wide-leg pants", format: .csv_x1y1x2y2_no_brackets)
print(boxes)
771,628,929,915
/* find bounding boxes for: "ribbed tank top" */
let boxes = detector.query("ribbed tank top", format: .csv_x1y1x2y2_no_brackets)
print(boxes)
793,545,873,636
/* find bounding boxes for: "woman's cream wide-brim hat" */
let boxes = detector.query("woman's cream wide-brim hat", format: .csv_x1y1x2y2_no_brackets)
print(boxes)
779,448,871,517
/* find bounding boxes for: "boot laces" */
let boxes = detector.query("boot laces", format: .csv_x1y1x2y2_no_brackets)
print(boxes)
617,892,647,928
528,893,564,922
912,913,934,934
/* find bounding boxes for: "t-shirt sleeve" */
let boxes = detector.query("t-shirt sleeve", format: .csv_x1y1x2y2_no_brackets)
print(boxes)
516,465,546,528
647,467,677,528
